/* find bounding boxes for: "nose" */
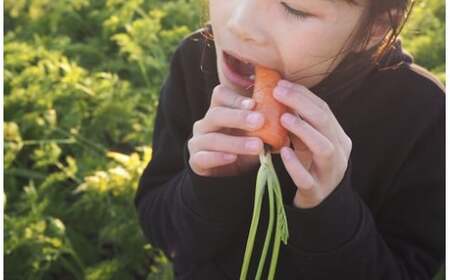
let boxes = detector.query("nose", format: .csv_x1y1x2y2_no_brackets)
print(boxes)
226,1,266,45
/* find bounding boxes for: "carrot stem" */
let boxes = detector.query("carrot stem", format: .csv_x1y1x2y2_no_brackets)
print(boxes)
239,148,289,279
268,159,289,245
255,155,275,280
268,171,283,280
239,159,268,280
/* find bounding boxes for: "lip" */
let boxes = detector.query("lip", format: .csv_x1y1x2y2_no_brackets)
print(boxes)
222,51,255,90
224,50,260,67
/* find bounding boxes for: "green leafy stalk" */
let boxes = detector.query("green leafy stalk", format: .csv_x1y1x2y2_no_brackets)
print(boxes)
255,166,275,280
240,149,289,279
239,157,269,280
268,171,284,279
267,158,289,244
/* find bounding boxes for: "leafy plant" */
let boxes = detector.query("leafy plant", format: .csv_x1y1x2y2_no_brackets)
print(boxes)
401,0,445,83
5,0,201,279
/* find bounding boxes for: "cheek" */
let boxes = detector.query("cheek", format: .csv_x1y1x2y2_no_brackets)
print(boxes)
209,1,223,26
297,29,347,57
209,0,233,29
280,34,334,81
279,23,354,83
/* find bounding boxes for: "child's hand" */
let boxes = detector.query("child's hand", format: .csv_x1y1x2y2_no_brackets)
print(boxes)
187,85,266,177
273,80,353,209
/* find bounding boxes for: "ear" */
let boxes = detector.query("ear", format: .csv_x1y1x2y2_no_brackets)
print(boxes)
364,9,401,50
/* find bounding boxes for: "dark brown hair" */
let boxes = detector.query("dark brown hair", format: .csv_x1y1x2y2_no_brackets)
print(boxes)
344,0,416,66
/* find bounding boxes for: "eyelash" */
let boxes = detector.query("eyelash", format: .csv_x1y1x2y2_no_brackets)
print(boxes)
281,2,311,20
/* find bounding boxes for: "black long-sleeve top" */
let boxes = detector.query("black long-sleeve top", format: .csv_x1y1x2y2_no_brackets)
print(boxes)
134,28,445,279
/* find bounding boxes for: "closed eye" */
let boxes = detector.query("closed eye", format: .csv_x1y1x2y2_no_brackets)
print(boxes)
281,2,312,20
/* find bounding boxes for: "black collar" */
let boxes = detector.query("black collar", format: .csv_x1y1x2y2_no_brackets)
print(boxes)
309,39,414,107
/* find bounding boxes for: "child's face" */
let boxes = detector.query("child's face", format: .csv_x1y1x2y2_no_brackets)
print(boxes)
209,0,367,96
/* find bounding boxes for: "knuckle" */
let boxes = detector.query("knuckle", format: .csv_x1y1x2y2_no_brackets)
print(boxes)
211,85,225,105
318,100,330,111
193,120,202,135
231,94,243,109
340,159,349,175
344,136,353,156
345,136,353,150
293,114,303,126
187,137,194,151
303,176,316,190
315,111,329,127
320,143,335,159
189,153,201,170
207,106,220,120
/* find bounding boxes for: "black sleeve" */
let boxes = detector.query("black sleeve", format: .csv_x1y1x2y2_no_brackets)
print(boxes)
282,107,444,279
134,42,260,273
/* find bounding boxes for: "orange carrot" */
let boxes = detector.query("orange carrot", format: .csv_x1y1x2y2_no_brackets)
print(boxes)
246,65,289,151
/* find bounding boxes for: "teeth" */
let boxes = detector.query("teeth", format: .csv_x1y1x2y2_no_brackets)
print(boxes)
249,74,255,81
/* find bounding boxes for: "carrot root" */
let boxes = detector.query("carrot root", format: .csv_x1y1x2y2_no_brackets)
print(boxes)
246,65,289,152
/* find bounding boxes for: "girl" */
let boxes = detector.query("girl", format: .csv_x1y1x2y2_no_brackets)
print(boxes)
135,0,445,279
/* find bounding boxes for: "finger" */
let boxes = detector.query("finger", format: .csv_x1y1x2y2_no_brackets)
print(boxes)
278,80,328,109
210,84,255,110
275,81,351,158
335,126,353,158
281,112,335,169
280,147,318,197
193,107,264,136
290,134,313,171
188,132,264,156
189,151,237,174
273,80,337,142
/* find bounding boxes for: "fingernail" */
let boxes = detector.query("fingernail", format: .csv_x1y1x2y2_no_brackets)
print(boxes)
241,99,254,109
282,113,295,125
223,154,236,161
245,140,260,151
278,80,292,88
274,86,288,98
281,147,293,160
246,112,262,126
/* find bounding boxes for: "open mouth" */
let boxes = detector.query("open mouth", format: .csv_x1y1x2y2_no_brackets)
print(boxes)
223,51,256,89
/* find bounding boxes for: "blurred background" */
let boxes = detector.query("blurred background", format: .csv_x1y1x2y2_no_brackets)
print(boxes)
3,0,445,279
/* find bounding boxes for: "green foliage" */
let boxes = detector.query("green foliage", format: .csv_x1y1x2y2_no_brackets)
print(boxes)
401,0,445,84
4,0,444,279
5,0,202,279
